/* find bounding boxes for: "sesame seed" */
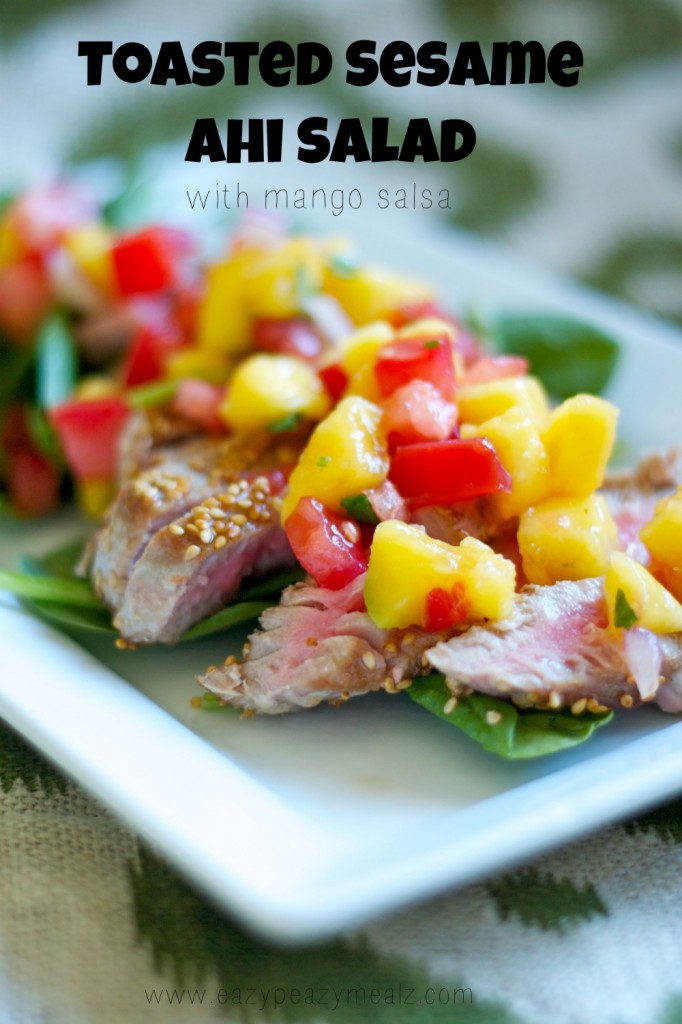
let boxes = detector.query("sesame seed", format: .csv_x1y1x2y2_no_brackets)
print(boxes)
252,490,265,502
186,523,199,534
571,698,587,715
214,535,227,550
184,544,201,561
548,691,562,709
396,678,412,690
402,632,415,646
230,513,247,526
199,529,213,545
384,677,397,693
253,476,269,491
237,498,253,510
168,523,184,536
306,637,318,647
485,710,502,725
362,651,377,670
444,696,458,715
384,641,397,654
224,654,237,665
210,508,226,519
341,521,360,544
228,483,241,495
620,694,634,708
227,524,241,539
421,652,429,668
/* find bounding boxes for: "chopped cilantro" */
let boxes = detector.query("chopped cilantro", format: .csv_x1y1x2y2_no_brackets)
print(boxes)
316,456,332,468
423,339,441,350
614,588,638,629
270,412,303,434
341,494,380,524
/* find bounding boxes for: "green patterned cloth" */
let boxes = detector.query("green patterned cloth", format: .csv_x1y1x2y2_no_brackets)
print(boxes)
1,1,682,1021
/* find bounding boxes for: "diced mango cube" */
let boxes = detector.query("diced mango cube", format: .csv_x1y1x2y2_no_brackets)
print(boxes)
325,264,433,326
165,347,231,384
339,321,394,401
197,253,253,355
364,521,516,629
220,354,329,433
281,395,389,521
543,394,618,498
605,552,682,633
640,486,682,569
64,224,116,296
243,237,324,319
457,375,550,428
76,478,116,519
468,407,549,519
518,494,617,585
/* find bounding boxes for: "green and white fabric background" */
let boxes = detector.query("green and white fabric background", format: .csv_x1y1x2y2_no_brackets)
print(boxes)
1,1,682,1022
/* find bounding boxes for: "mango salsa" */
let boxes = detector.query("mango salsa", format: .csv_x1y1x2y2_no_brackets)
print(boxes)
197,253,253,355
220,354,329,433
465,407,549,519
543,394,618,498
338,321,394,401
605,552,682,633
457,375,550,428
640,486,682,569
364,521,516,629
325,264,433,325
243,237,324,319
280,395,389,521
518,494,618,585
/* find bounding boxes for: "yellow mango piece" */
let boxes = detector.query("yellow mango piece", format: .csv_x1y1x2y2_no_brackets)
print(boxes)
339,321,394,401
281,395,388,521
469,407,549,519
197,252,254,355
457,375,550,428
543,394,618,498
0,218,24,268
364,522,516,629
64,224,115,295
243,237,324,319
165,347,231,384
75,374,118,400
325,264,433,326
640,486,682,569
221,354,329,433
76,478,116,520
605,552,682,633
518,494,618,585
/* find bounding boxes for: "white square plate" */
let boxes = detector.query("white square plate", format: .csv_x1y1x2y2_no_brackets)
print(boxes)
2,220,682,944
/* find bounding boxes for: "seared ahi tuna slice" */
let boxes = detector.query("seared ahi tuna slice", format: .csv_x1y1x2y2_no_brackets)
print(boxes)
198,575,447,714
89,430,287,611
117,406,205,480
426,577,682,712
114,473,293,644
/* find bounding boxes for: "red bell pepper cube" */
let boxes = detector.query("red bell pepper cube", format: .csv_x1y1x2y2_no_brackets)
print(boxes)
389,437,512,508
374,334,456,400
111,227,192,296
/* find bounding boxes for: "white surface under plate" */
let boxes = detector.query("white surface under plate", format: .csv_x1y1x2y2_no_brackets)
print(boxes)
2,220,682,944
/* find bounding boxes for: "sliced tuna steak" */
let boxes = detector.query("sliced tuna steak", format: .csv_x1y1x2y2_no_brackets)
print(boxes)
427,577,682,712
198,575,447,714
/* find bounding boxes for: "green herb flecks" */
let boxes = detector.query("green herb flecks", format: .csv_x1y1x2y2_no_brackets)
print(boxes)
341,494,380,524
614,588,638,629
316,455,332,468
270,412,304,434
408,674,613,759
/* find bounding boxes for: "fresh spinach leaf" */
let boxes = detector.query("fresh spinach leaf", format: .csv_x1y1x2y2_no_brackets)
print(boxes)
490,313,619,399
408,674,613,759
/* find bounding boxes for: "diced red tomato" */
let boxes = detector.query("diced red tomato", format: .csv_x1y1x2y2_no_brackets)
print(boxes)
387,301,443,329
0,255,52,339
389,437,512,508
6,447,61,517
374,334,456,400
121,319,187,386
252,318,323,360
111,227,192,296
173,378,226,433
425,583,471,632
463,355,529,385
50,395,130,480
319,362,348,403
381,379,458,449
284,497,368,589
